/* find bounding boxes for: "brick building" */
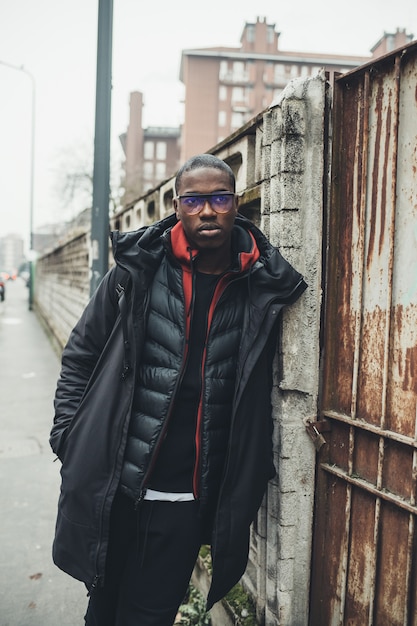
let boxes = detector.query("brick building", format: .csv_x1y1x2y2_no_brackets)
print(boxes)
119,91,180,206
179,18,413,160
119,20,413,205
371,27,413,56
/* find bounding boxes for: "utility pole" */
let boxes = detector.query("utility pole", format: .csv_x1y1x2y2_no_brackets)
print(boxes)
90,0,113,296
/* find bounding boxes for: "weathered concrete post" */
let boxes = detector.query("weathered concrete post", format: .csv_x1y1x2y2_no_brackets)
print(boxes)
246,71,327,625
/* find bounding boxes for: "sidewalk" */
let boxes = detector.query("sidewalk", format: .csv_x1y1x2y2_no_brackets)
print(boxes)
0,279,86,625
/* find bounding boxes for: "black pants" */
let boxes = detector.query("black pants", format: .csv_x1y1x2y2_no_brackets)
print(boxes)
84,493,203,626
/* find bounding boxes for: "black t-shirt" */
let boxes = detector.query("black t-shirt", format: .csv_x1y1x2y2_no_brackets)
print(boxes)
147,271,221,493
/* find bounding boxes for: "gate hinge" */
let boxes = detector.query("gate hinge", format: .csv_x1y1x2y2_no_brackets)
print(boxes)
304,417,331,452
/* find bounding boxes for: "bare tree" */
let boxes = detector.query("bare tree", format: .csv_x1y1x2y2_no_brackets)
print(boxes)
52,140,123,223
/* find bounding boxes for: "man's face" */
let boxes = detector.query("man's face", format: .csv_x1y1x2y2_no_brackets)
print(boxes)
173,167,238,252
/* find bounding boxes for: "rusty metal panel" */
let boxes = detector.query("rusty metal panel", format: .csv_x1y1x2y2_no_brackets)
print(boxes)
344,489,377,623
311,41,417,626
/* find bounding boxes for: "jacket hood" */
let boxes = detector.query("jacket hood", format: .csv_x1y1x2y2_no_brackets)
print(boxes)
110,213,177,275
110,212,307,304
234,214,307,305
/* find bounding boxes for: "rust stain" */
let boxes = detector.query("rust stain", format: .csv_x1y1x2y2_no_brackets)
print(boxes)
344,493,376,623
357,307,386,423
375,506,410,623
355,79,366,226
403,346,417,393
368,77,384,268
367,80,395,267
378,100,391,257
395,304,403,337
383,439,413,499
322,83,358,415
389,304,417,434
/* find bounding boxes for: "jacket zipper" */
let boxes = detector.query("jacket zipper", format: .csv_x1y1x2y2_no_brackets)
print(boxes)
133,286,193,507
139,255,199,502
191,272,241,498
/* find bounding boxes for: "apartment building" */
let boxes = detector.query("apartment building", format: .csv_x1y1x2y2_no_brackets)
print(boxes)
0,234,24,274
179,18,413,160
371,27,414,56
119,21,413,204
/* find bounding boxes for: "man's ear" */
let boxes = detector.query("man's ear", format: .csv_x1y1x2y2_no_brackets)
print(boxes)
173,198,179,218
234,195,239,214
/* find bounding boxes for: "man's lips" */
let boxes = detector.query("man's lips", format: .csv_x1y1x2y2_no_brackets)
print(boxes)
197,224,222,232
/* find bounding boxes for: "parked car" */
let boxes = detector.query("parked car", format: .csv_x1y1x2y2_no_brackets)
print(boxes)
0,278,5,301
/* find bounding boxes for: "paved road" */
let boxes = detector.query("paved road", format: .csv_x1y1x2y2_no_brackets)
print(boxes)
0,279,86,625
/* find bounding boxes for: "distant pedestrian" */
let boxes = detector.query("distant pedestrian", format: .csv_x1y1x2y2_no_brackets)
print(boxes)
50,154,306,625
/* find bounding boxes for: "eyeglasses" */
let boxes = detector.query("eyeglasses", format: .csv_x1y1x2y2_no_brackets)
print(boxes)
175,192,236,215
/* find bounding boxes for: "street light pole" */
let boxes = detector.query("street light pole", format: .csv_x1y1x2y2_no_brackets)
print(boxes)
90,0,113,296
0,61,36,310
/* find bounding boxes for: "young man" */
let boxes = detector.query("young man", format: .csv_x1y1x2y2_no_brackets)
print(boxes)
50,154,307,625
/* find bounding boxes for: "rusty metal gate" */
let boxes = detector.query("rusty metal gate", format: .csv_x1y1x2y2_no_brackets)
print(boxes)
310,42,417,625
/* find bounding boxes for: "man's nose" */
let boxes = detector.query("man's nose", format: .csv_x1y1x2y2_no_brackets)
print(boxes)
199,198,217,216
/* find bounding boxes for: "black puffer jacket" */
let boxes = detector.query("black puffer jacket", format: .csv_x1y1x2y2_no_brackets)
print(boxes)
119,237,248,513
50,213,306,608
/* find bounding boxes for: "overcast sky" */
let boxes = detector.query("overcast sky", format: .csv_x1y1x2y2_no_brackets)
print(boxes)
0,0,416,249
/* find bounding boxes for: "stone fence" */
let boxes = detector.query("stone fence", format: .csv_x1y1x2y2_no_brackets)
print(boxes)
35,71,327,625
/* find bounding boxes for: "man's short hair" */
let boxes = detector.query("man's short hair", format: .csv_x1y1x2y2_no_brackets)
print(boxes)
175,154,236,194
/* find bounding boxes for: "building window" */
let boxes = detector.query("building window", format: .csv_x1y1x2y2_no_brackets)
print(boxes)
290,65,299,78
218,110,226,127
156,162,166,178
232,86,248,104
144,141,154,159
300,65,309,77
144,161,153,179
219,85,227,101
274,64,285,82
156,141,166,160
219,60,228,80
232,61,246,82
267,25,275,44
386,35,395,51
231,111,245,129
246,24,255,42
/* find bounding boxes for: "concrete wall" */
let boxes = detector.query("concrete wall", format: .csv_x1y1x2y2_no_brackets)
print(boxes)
35,231,90,352
253,73,326,625
35,71,327,625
